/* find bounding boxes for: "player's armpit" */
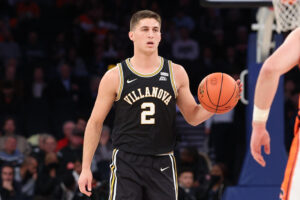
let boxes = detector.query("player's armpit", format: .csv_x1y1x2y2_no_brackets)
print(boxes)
173,64,213,126
89,67,120,125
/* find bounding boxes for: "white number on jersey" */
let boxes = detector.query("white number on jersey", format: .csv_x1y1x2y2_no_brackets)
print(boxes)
141,102,155,124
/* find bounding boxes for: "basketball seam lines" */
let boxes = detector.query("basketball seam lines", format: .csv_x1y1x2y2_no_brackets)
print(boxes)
215,73,223,113
218,82,236,107
200,100,230,111
205,78,217,107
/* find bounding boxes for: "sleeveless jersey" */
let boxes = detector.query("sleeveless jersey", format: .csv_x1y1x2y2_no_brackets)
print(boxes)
111,57,177,155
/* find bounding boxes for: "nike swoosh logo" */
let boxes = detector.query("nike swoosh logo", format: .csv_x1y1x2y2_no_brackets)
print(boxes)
160,166,169,172
127,78,137,84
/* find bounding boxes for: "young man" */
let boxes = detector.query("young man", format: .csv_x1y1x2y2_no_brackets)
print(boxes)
78,10,241,200
250,27,300,200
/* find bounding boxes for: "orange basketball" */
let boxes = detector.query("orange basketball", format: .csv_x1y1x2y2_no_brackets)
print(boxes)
197,72,240,114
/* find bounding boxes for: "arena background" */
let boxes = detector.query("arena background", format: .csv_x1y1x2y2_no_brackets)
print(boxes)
0,0,298,199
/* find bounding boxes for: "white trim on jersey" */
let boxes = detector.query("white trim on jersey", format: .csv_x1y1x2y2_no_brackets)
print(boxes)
109,149,119,200
169,154,178,200
115,63,124,101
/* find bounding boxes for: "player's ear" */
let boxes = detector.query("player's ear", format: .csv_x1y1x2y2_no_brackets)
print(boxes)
158,32,161,43
128,31,134,41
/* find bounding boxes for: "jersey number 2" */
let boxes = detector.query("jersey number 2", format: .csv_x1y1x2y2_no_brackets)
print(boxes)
141,102,155,124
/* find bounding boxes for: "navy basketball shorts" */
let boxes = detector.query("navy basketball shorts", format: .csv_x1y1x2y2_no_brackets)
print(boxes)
108,149,178,200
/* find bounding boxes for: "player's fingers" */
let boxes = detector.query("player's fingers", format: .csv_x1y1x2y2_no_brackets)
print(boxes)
250,142,266,167
252,152,266,167
264,140,271,155
87,178,92,193
78,179,92,197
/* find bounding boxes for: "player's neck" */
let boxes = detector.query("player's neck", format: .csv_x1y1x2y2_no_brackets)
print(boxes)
130,52,160,72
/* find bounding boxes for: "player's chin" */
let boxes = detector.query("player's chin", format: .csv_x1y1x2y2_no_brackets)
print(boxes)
143,48,157,55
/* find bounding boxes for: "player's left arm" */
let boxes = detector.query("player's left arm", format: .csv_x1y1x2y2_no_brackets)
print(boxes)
173,63,214,126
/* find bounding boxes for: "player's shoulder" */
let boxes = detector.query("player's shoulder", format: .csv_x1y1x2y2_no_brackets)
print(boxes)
99,64,121,92
102,64,121,81
169,62,188,77
169,62,186,74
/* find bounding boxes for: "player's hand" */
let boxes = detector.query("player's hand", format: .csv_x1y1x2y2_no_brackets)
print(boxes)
78,169,93,197
250,122,271,167
236,79,243,98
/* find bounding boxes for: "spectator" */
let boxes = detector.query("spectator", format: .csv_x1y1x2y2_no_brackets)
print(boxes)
31,134,56,165
173,10,195,31
0,81,23,122
63,47,88,78
0,163,22,200
94,125,112,163
35,152,59,199
15,156,38,200
1,58,23,97
75,116,87,133
206,163,229,200
51,32,68,64
52,171,80,200
178,168,197,200
56,120,75,151
178,147,210,185
0,136,24,167
94,125,112,181
57,128,83,173
172,27,199,61
25,66,48,100
0,117,31,155
23,31,45,64
0,30,21,61
48,63,80,137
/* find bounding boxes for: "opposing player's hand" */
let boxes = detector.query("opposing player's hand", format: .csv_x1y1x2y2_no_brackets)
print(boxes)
78,169,93,197
250,122,271,167
236,79,243,98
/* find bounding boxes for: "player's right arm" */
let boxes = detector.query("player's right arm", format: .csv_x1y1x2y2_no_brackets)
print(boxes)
78,66,119,196
251,27,300,167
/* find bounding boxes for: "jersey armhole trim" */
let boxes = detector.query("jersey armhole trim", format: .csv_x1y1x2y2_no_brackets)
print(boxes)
168,60,178,98
115,63,124,101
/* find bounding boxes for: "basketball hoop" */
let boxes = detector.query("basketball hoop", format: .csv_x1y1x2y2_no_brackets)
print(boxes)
251,7,275,63
272,0,300,32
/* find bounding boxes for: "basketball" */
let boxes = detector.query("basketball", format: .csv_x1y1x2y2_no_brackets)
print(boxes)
197,72,240,114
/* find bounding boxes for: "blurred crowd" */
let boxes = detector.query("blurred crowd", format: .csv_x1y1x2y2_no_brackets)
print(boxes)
0,0,298,199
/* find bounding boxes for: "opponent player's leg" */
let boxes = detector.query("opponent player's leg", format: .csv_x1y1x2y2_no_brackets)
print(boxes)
108,149,142,200
144,154,178,200
280,129,300,200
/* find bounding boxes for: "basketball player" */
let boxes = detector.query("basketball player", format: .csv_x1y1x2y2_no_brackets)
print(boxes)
78,10,242,200
250,27,300,200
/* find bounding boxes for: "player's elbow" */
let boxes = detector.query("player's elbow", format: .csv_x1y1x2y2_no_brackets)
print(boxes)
87,117,102,132
261,58,280,77
188,120,198,127
186,117,203,127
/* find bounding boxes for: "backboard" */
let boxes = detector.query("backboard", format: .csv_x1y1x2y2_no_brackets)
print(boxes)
200,0,273,7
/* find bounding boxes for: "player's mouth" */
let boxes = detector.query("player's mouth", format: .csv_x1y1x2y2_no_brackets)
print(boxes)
146,41,154,47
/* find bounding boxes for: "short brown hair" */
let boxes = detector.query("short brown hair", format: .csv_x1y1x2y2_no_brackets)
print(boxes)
130,10,161,31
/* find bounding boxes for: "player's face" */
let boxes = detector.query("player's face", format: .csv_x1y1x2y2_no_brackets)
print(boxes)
129,18,161,54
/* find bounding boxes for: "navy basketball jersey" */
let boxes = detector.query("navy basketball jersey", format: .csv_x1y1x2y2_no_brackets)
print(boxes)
112,57,178,155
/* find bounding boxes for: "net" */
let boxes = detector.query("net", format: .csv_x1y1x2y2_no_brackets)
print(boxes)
272,0,300,32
